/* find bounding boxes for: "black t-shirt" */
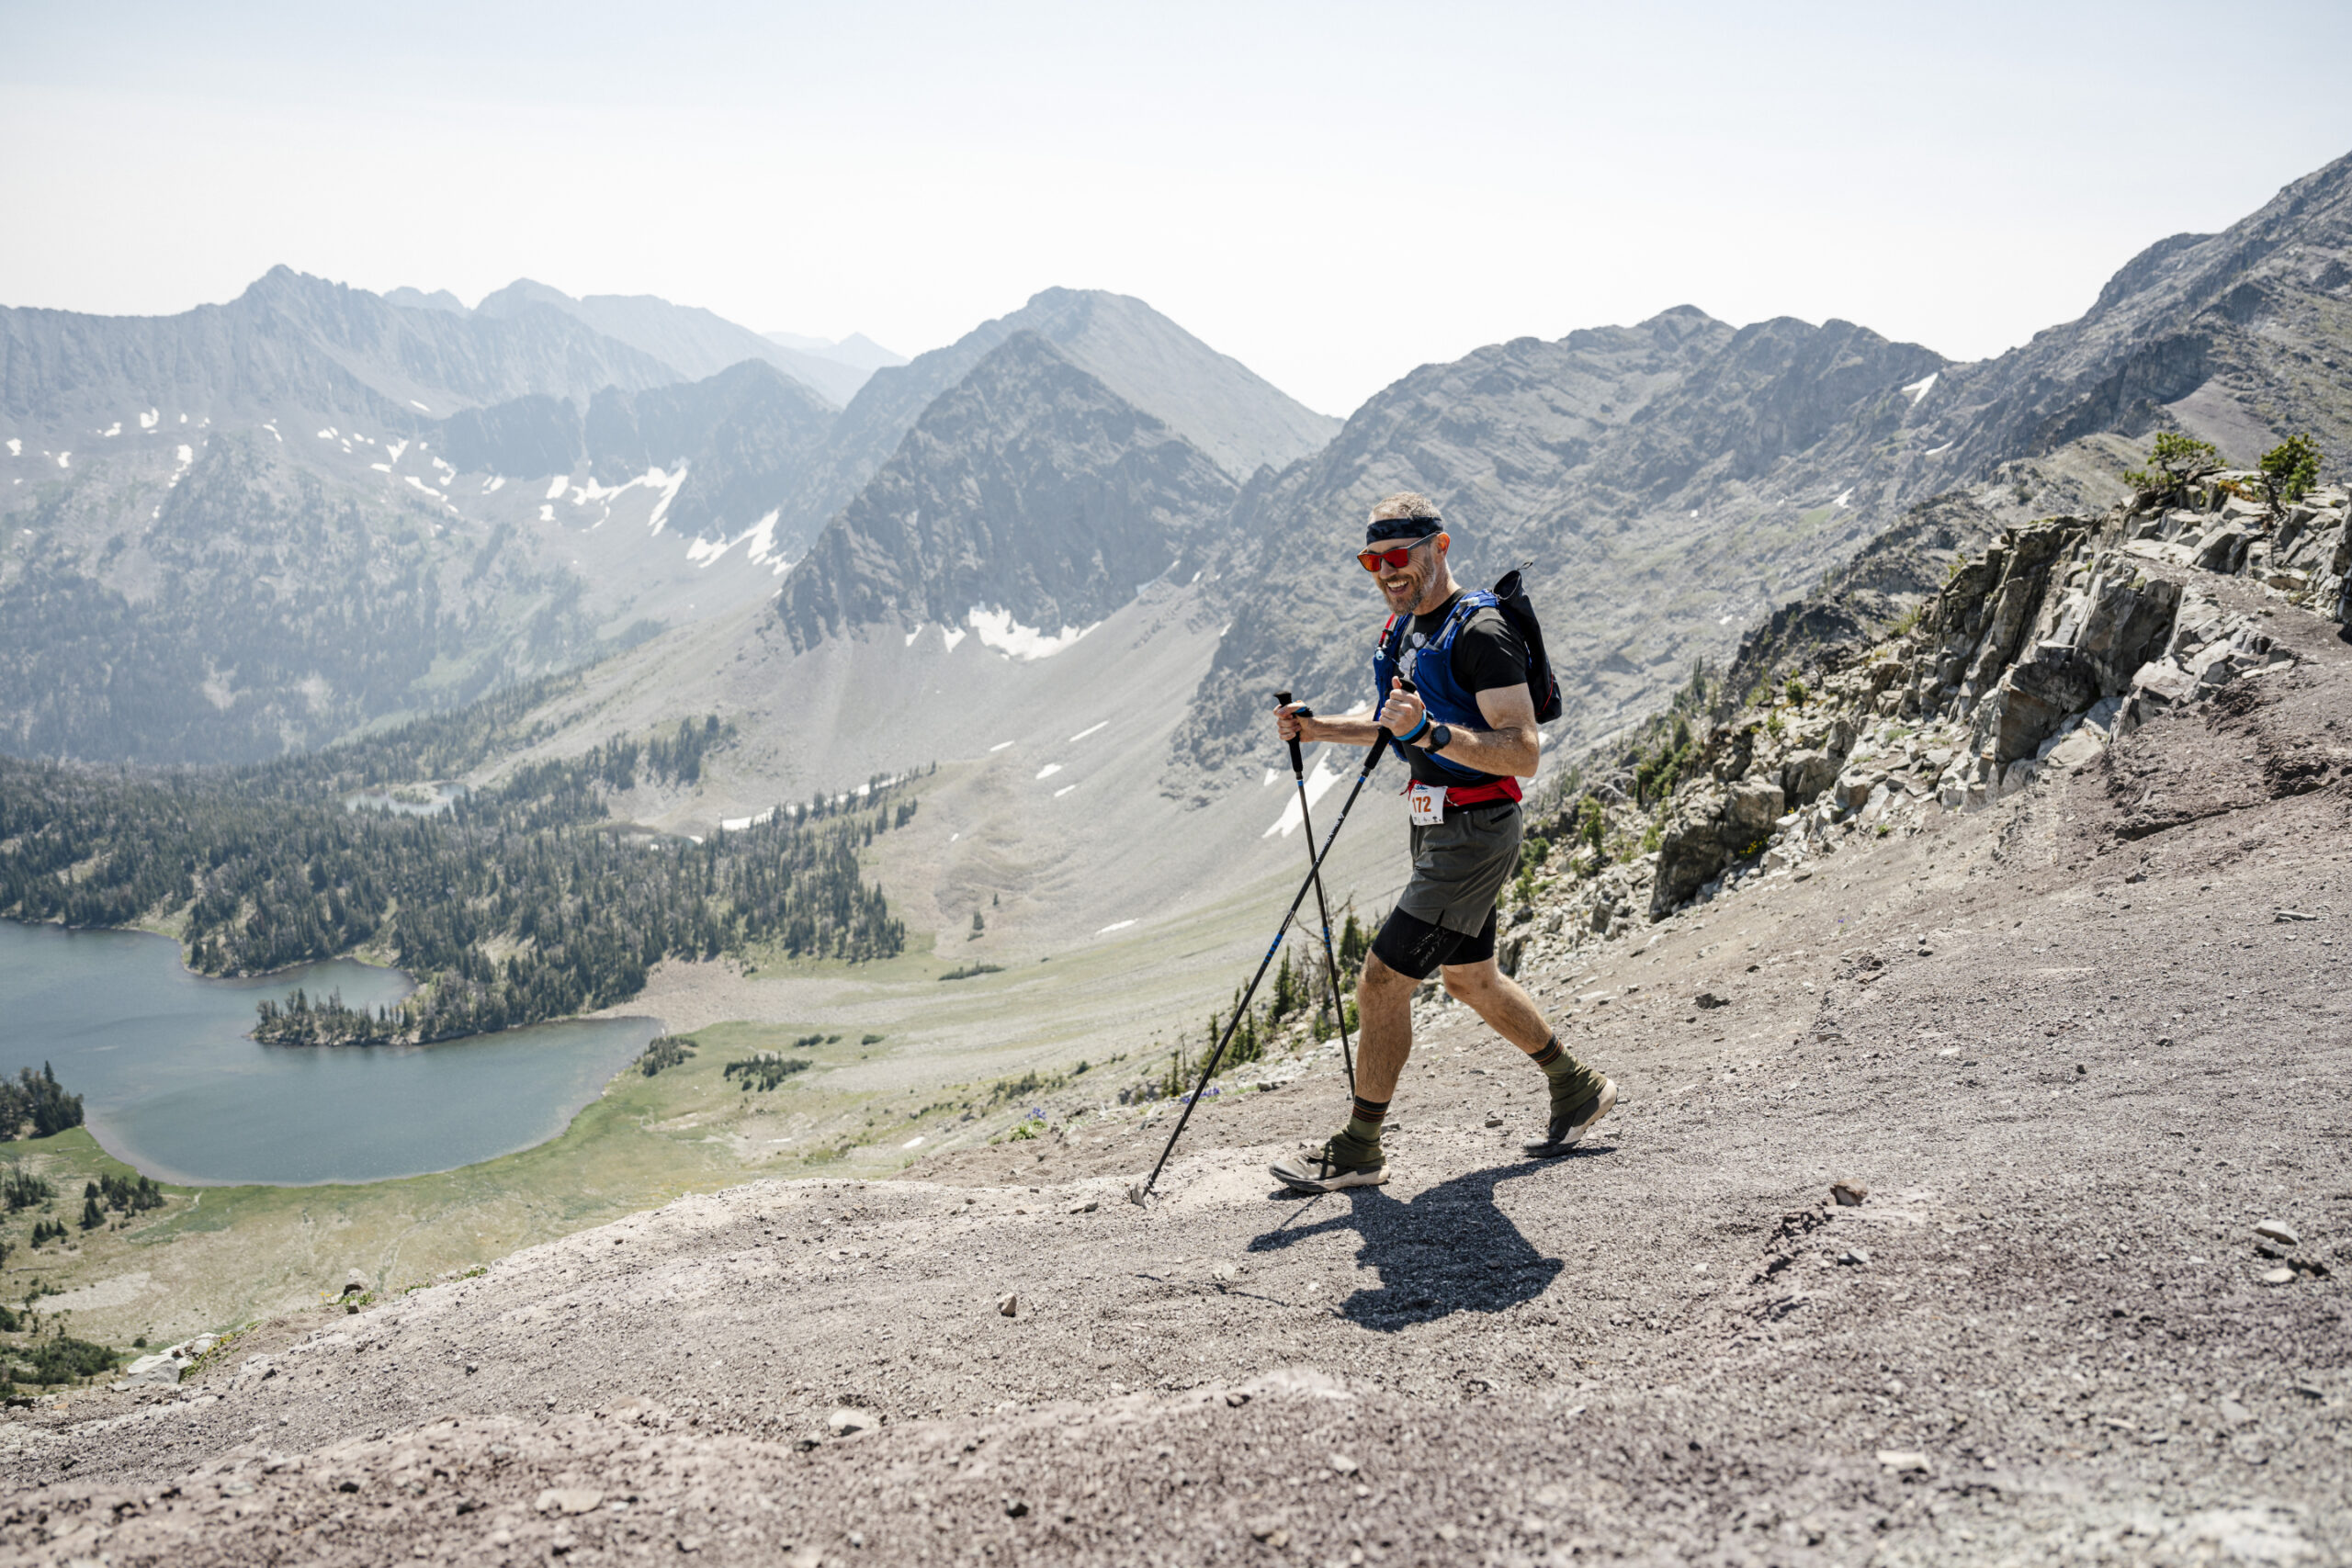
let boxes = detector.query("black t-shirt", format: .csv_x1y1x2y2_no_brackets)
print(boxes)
1395,592,1528,786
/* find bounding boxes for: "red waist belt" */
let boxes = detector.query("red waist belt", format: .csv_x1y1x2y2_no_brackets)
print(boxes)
1420,777,1522,807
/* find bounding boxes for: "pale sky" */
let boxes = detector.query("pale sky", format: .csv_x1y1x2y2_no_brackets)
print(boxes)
4,1,2347,416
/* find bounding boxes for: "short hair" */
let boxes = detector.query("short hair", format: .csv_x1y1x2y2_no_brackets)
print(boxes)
1369,491,1441,525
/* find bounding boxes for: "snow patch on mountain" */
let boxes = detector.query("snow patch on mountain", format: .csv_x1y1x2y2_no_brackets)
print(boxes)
1261,754,1341,838
684,506,785,574
967,605,1098,660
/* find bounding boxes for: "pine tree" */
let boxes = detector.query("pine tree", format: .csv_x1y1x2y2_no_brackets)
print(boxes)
1271,950,1298,1022
2125,431,2223,510
2256,434,2323,516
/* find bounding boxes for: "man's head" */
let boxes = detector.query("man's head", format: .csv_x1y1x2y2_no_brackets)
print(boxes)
1361,491,1453,615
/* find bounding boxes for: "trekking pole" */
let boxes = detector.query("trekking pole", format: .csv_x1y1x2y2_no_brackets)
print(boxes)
1130,729,1397,1205
1274,691,1356,1100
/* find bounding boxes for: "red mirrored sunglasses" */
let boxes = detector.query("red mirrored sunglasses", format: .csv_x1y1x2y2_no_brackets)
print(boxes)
1356,536,1442,572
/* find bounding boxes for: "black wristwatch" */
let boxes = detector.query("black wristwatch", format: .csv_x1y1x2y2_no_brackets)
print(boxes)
1423,722,1453,751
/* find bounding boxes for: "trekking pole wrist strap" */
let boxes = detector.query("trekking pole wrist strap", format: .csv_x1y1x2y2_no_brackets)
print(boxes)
1398,713,1431,745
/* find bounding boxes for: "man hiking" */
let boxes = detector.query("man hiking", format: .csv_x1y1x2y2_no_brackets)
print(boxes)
1269,493,1614,1193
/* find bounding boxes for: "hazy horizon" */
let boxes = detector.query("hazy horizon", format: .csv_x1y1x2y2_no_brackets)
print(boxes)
5,1,2348,415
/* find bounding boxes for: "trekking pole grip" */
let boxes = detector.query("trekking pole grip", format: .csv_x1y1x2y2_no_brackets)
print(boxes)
1275,690,1305,775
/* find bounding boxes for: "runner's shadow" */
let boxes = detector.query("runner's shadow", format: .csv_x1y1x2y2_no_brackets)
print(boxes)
1246,1147,1612,1331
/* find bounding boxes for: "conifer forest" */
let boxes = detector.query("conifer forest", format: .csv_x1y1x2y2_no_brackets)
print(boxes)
0,688,916,1045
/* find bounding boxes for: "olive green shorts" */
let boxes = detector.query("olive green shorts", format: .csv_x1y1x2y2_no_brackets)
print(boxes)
1395,800,1522,936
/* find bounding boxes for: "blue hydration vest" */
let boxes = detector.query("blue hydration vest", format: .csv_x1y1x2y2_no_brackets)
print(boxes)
1372,591,1508,787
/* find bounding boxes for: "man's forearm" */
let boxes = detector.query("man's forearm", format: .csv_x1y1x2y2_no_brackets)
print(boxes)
1429,724,1539,779
1298,714,1387,748
1296,715,1539,776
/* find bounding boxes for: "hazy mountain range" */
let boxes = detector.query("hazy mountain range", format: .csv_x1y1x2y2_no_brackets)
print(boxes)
762,331,908,377
386,279,892,406
3,151,2348,780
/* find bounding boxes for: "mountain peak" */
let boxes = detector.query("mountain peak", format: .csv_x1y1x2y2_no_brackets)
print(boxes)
237,265,338,307
763,330,908,374
384,286,471,316
777,322,1235,653
995,287,1340,476
474,278,578,318
1644,303,1721,330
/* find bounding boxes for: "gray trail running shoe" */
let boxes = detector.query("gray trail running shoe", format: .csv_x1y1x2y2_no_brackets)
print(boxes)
1270,1138,1387,1194
1524,1077,1617,1157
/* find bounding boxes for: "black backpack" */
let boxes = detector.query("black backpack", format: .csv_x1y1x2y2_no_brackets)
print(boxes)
1490,564,1563,723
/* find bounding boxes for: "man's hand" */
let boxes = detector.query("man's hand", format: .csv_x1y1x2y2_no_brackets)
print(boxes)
1275,699,1385,752
1379,677,1427,739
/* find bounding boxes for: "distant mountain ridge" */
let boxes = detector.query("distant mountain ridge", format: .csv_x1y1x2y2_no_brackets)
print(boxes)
0,266,680,436
1895,152,2352,477
0,270,1339,762
471,280,872,406
425,285,1326,575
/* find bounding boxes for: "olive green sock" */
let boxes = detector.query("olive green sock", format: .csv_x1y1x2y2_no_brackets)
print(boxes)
1530,1036,1601,1108
1333,1095,1388,1164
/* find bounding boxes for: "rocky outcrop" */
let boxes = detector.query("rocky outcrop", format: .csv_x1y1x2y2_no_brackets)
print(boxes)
110,1334,219,1391
1555,479,2351,922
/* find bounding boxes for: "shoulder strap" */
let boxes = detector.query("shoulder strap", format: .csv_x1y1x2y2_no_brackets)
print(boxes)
1431,591,1488,646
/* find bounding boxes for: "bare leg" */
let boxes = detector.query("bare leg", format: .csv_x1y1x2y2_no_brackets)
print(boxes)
1445,956,1609,1144
1352,953,1421,1101
1440,958,1555,1053
1268,952,1423,1189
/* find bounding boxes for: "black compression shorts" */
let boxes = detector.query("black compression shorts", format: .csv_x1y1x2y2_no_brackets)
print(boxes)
1370,904,1498,981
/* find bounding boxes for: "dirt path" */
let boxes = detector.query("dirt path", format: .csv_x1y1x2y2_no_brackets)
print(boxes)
4,601,2348,1565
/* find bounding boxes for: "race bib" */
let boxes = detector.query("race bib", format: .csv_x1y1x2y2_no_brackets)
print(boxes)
1407,782,1446,826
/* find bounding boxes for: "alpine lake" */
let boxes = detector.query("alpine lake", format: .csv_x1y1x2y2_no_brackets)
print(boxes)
0,919,655,1186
